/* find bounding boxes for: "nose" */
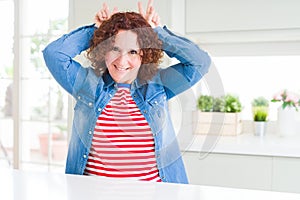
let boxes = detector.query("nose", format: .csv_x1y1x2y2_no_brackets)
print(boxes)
115,52,129,66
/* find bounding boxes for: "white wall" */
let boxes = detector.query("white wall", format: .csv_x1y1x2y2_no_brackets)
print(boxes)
70,0,300,56
69,0,181,32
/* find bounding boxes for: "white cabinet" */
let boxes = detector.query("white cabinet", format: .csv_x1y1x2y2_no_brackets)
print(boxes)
183,152,300,193
183,152,272,190
272,157,300,193
184,0,300,55
186,0,300,33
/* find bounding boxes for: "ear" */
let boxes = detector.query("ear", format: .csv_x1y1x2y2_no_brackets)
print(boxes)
140,50,144,56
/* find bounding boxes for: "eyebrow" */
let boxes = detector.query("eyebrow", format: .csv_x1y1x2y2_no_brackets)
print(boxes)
112,45,140,52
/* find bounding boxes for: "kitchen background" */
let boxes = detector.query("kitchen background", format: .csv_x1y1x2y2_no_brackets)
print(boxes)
0,0,300,194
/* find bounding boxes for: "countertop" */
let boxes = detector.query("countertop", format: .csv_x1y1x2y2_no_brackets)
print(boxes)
1,169,300,200
181,132,300,158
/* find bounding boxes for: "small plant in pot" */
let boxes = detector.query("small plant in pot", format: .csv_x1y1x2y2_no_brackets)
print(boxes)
195,94,243,136
197,95,214,112
39,124,68,160
223,94,242,113
252,96,269,136
213,96,225,112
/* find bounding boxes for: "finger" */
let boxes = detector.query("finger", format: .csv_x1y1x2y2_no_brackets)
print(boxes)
100,9,106,19
153,12,158,23
97,9,104,21
102,2,108,10
153,13,161,26
112,6,118,15
102,3,109,18
138,1,144,16
94,14,101,27
146,0,154,14
94,14,99,22
147,6,155,20
96,9,101,18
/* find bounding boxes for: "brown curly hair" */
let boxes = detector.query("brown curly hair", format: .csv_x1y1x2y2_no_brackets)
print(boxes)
87,12,164,82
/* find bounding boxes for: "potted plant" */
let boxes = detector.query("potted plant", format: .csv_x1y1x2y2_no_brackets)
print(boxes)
271,89,300,136
197,95,214,112
223,94,242,113
212,96,225,112
39,124,68,161
194,94,243,136
252,96,269,136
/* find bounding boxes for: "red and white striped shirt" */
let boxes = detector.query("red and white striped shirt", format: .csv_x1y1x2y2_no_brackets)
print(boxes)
84,84,161,182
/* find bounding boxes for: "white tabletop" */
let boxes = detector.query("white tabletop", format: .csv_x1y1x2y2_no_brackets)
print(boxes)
1,169,300,200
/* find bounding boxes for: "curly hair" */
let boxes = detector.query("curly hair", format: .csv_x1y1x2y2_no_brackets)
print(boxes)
87,12,164,82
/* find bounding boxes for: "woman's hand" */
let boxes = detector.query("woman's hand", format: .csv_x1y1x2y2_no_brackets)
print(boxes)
94,3,118,28
138,0,161,28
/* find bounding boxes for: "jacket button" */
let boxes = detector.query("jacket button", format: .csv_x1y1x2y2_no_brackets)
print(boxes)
98,107,101,112
78,96,81,100
88,102,93,107
88,131,92,135
143,110,147,114
83,154,87,158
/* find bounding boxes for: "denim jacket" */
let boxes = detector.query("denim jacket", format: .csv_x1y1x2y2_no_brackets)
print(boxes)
43,24,211,184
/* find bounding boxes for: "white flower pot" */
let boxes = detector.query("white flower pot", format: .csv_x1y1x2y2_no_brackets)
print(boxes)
254,121,267,136
277,107,300,136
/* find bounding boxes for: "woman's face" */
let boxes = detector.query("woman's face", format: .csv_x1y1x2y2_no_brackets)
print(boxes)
105,30,142,84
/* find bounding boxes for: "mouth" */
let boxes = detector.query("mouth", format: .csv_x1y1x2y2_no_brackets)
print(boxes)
114,65,130,71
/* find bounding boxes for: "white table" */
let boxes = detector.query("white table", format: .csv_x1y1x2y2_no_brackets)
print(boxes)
1,169,300,200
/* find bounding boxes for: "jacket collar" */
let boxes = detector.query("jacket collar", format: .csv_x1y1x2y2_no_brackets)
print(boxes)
102,70,115,89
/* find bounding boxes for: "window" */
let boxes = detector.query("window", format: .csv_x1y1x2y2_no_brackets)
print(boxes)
20,0,69,172
0,0,14,168
0,0,69,172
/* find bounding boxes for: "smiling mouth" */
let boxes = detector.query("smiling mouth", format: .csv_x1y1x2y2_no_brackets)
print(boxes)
114,65,130,71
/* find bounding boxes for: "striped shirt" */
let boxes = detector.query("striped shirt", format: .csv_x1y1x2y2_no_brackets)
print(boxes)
84,83,161,182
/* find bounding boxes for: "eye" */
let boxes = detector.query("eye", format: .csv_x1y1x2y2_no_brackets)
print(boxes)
112,46,120,52
129,50,138,55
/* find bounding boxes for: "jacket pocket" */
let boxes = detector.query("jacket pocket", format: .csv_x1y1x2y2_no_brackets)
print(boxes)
147,91,168,132
73,93,95,145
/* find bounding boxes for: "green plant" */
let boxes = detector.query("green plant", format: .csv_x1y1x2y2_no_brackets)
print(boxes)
197,94,242,113
213,96,225,112
252,96,269,121
252,107,268,121
31,18,67,75
197,95,214,112
223,94,242,113
30,18,67,119
4,65,13,78
55,124,68,140
252,96,269,107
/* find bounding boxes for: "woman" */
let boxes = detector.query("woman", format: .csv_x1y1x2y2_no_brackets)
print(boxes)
43,1,211,184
